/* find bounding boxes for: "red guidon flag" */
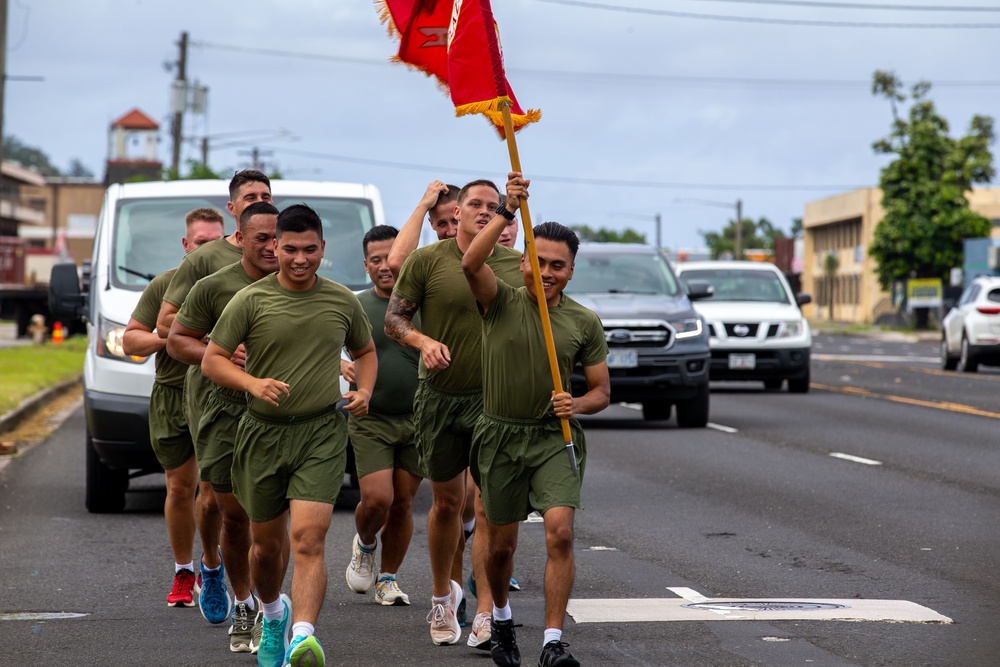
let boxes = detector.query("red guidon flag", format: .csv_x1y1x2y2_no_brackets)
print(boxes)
378,0,540,138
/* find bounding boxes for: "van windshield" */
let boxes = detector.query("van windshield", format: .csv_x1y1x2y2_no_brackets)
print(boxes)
112,195,377,291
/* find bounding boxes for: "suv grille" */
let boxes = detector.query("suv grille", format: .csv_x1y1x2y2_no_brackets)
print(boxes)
709,322,783,339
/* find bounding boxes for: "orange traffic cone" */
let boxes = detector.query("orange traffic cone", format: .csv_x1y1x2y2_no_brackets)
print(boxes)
52,321,64,344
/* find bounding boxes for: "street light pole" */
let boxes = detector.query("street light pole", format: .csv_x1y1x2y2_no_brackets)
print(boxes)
655,213,662,250
735,198,743,260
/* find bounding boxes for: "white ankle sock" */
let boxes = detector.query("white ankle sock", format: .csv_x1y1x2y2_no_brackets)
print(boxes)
291,621,314,639
493,602,512,621
262,597,285,621
543,628,562,646
176,562,194,573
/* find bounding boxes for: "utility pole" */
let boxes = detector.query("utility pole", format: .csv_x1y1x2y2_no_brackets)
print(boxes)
654,213,662,250
170,31,188,176
735,198,743,260
0,0,8,169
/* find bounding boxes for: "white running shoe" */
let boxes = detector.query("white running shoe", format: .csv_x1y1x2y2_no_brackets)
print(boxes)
426,580,462,645
345,533,378,594
374,576,410,606
467,612,492,650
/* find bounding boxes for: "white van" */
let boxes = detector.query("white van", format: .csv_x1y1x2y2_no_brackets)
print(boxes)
50,179,384,512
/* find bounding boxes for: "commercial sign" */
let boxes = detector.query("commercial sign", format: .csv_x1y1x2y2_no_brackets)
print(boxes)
906,278,943,308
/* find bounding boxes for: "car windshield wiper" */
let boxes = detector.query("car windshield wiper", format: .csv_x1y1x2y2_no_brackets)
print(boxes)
606,289,660,294
118,265,155,282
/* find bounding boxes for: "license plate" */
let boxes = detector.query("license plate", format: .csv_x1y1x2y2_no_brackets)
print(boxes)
728,353,756,370
607,349,638,369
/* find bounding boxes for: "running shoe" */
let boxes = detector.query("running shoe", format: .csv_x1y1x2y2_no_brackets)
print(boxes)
250,607,263,654
426,580,462,645
467,612,493,650
345,533,378,593
374,576,410,606
457,595,467,627
468,574,521,598
199,551,232,624
228,599,255,653
490,617,521,667
537,640,579,667
286,634,325,667
257,594,292,667
167,568,198,607
508,577,521,592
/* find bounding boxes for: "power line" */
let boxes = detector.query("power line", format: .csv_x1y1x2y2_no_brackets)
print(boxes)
535,0,1000,28
265,145,867,192
686,0,1000,12
191,41,1000,89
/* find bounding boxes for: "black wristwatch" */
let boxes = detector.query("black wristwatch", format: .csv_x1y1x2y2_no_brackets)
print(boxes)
495,203,515,221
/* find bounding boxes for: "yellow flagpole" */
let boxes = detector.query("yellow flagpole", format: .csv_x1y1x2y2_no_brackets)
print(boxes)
499,102,578,476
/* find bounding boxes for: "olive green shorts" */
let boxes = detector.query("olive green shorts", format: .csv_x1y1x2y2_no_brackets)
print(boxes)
232,406,348,523
348,411,424,479
471,413,587,526
183,364,214,446
412,381,483,483
196,387,247,493
148,382,194,471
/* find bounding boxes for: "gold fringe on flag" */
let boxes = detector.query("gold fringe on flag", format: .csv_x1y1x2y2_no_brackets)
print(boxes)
454,97,542,137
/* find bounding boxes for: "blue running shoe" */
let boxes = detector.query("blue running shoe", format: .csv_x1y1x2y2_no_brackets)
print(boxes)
257,594,292,667
508,577,521,592
286,634,325,667
199,550,232,624
467,574,477,599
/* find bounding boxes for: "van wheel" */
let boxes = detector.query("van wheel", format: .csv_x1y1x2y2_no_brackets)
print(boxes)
641,400,672,421
85,435,128,514
675,384,709,428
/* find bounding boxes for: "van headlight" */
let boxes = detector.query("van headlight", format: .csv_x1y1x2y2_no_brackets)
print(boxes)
672,318,703,339
781,319,805,338
97,315,146,363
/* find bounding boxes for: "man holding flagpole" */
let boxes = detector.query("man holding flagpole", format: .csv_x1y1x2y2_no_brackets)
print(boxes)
462,173,610,667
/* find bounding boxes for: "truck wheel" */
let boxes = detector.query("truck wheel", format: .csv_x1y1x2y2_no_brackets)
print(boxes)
85,435,128,513
675,384,709,428
641,400,672,421
787,369,810,394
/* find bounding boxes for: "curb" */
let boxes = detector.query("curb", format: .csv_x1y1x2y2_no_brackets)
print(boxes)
0,375,83,436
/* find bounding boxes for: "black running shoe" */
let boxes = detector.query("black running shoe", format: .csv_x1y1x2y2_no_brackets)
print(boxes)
490,618,521,667
537,640,579,667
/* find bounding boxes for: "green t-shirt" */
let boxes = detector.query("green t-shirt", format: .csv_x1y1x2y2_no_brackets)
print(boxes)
355,288,419,415
209,274,372,417
481,281,607,420
163,236,242,308
393,239,522,391
131,268,187,388
175,262,256,335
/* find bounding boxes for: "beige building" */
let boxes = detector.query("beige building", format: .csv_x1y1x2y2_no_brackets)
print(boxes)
802,187,1000,324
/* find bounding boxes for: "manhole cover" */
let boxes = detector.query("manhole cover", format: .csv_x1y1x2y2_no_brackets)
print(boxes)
684,601,849,612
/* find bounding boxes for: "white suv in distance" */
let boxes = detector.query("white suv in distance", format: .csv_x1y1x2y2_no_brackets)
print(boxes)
941,275,1000,372
675,260,812,393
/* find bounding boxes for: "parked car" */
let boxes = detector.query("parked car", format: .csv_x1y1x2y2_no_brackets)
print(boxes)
675,260,812,393
941,275,1000,372
563,243,712,426
50,179,383,512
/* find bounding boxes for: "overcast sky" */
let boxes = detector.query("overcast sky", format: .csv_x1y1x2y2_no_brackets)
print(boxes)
8,0,1000,250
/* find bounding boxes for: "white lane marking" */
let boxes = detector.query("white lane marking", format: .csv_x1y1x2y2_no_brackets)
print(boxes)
813,354,938,364
1,612,89,621
566,598,952,623
830,452,883,466
587,546,619,551
667,587,709,603
707,422,738,433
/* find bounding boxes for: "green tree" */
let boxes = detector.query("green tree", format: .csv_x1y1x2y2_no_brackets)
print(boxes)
164,159,225,181
571,225,646,243
701,217,785,259
869,70,995,302
3,136,63,176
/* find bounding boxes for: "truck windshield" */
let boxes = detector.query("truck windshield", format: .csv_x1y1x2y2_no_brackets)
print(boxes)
680,268,790,304
566,250,681,296
111,195,377,291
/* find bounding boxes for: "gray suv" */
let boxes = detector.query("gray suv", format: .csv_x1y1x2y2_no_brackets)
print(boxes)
565,243,712,426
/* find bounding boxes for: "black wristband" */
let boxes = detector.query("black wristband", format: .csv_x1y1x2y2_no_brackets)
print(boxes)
495,203,515,221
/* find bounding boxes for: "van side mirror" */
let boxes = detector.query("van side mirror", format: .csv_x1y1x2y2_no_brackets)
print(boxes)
686,280,714,301
795,292,812,306
49,262,87,320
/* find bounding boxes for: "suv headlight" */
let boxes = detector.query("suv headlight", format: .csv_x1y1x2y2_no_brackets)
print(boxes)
781,319,805,338
671,317,703,339
97,315,146,363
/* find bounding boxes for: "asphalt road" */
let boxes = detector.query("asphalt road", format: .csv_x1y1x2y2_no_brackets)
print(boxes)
1,334,998,666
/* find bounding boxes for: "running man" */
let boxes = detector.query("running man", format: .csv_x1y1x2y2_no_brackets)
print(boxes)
385,179,522,646
461,172,610,667
203,204,376,667
166,201,279,653
122,208,224,608
386,180,460,278
343,225,424,607
155,169,273,626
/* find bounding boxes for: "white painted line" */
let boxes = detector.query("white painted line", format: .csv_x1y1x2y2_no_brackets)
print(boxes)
813,354,939,364
1,612,89,621
566,598,952,623
667,587,709,603
587,546,619,552
830,452,883,466
707,422,738,433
